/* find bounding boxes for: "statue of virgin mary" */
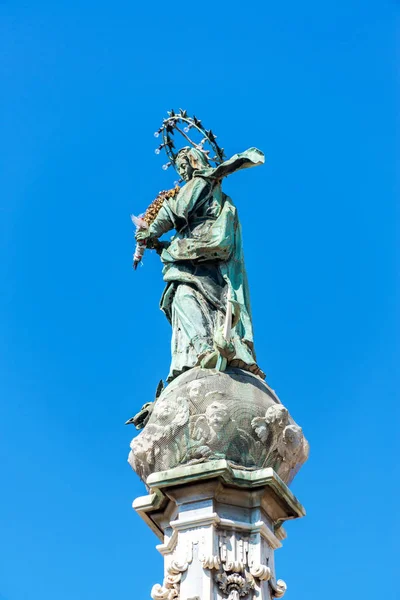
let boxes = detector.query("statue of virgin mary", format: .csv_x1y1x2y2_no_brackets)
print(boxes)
136,146,265,382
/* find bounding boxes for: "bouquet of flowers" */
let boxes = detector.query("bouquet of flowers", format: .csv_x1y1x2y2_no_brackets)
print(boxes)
131,185,180,269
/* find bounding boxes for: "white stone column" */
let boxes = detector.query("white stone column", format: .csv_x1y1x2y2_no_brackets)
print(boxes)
133,460,305,600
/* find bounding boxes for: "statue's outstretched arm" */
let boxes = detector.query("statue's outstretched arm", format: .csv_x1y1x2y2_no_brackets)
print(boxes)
136,203,175,243
197,147,265,181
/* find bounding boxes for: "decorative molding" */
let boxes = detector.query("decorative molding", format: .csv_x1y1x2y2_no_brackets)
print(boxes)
215,570,255,600
217,518,282,550
274,525,287,542
201,554,220,570
151,560,189,600
202,552,276,599
146,461,305,521
249,563,271,581
269,578,287,598
156,529,178,556
170,512,221,531
223,561,245,573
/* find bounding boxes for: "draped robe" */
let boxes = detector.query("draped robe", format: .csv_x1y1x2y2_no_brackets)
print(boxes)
146,148,265,381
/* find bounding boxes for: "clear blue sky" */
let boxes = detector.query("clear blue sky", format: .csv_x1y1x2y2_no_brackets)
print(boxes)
0,2,397,599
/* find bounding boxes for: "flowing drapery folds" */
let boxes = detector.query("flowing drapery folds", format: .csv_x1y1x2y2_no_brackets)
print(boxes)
144,148,265,381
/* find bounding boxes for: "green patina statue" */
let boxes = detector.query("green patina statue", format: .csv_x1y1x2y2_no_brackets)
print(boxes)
133,111,265,383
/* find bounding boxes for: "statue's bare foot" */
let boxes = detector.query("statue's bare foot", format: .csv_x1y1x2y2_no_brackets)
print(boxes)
200,351,219,369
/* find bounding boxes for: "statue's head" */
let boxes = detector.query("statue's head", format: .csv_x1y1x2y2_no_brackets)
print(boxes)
176,147,210,182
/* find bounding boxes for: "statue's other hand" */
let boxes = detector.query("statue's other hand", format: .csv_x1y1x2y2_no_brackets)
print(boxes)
148,239,170,255
135,229,151,242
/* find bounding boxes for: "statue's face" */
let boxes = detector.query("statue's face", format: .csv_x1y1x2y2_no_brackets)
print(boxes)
176,155,194,182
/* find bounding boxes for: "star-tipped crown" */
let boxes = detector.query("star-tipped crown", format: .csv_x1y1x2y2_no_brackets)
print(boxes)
153,109,226,172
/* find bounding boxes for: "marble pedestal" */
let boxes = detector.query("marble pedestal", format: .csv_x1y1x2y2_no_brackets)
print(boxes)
133,460,305,600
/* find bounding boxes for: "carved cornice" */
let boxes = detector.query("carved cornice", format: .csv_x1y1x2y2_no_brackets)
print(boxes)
170,512,221,531
156,529,178,556
146,461,305,523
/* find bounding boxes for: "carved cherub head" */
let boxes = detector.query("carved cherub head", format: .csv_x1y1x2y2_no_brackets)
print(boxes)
187,380,203,403
152,394,189,428
265,404,289,429
276,425,304,468
282,425,303,453
190,392,230,443
152,395,174,421
251,404,289,443
205,401,230,432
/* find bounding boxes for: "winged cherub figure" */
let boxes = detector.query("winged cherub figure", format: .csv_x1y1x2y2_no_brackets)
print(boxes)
251,404,289,467
187,391,255,465
275,424,309,484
